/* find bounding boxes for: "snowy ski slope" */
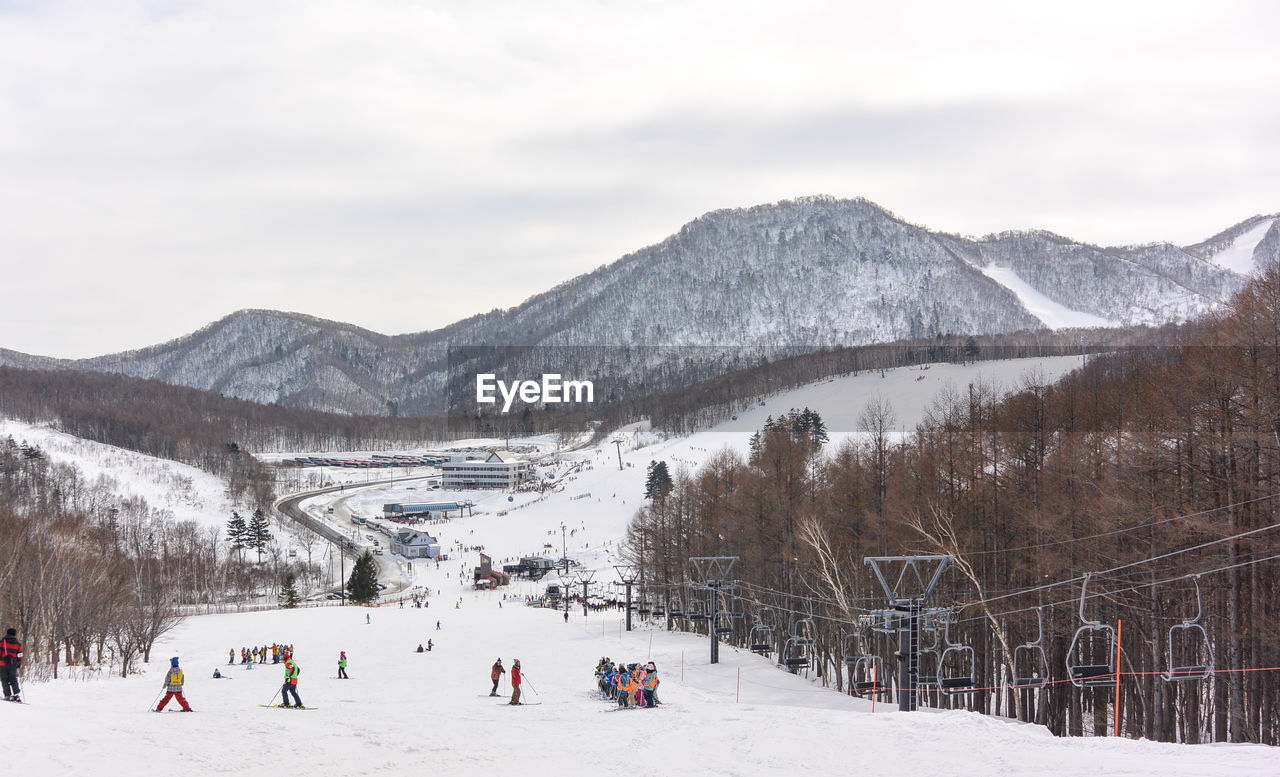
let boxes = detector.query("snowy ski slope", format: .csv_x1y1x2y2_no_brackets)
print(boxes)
5,359,1278,775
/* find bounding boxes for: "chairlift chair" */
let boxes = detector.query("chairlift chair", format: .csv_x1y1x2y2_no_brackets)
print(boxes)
916,616,942,687
1163,576,1213,682
1066,573,1117,688
749,607,776,654
783,636,813,669
713,610,736,637
842,628,885,696
668,593,685,619
783,616,815,670
937,613,977,693
1012,607,1050,689
686,598,708,623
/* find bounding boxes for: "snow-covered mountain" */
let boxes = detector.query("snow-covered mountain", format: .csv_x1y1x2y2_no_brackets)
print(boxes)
2,197,1275,415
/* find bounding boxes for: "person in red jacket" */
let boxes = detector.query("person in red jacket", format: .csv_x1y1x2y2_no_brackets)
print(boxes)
490,658,505,697
509,659,522,705
1,627,22,702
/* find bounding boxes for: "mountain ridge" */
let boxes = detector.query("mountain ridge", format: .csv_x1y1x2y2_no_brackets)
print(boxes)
2,197,1276,415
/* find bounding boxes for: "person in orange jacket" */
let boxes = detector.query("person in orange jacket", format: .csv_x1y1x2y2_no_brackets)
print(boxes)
642,662,660,707
156,656,192,712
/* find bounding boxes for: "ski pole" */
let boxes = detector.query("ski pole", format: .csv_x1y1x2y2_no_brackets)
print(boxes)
521,675,538,700
264,687,281,707
148,690,164,711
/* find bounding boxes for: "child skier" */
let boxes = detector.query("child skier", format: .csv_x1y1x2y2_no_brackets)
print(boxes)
156,657,192,711
338,651,349,679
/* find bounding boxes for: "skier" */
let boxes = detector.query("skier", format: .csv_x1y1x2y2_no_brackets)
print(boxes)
643,662,660,707
228,648,234,665
427,639,433,651
490,658,505,696
366,613,371,625
508,659,522,705
155,656,192,711
338,651,349,679
1,627,22,702
563,611,569,624
281,651,303,708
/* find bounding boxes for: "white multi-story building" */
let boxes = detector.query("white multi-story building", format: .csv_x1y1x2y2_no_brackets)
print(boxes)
440,451,531,490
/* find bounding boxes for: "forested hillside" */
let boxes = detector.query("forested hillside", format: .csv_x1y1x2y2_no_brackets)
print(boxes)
622,262,1280,744
2,198,1271,415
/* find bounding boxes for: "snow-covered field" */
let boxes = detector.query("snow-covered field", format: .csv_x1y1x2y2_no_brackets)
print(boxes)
6,358,1278,775
0,418,236,531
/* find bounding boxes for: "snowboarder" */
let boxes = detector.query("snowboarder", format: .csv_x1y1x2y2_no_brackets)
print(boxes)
338,651,349,679
156,656,192,711
509,659,522,705
281,651,303,708
1,627,22,702
490,658,505,696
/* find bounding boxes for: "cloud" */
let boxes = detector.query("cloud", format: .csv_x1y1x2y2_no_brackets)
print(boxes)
0,0,1277,357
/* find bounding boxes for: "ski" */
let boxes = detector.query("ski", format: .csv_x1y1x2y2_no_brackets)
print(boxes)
258,704,318,710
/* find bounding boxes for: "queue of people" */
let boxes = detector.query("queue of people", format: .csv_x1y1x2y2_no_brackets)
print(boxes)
594,658,660,708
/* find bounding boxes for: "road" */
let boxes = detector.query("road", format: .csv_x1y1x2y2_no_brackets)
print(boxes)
273,476,433,598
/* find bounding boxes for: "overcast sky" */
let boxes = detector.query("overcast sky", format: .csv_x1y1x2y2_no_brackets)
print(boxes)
2,0,1277,358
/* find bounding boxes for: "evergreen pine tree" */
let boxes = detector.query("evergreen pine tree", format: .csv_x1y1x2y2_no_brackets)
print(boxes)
644,461,674,503
347,550,380,605
248,508,272,562
279,573,302,609
227,512,248,560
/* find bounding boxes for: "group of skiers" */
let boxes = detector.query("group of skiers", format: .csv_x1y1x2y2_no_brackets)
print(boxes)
490,657,525,704
232,644,294,666
153,649,355,711
595,658,660,708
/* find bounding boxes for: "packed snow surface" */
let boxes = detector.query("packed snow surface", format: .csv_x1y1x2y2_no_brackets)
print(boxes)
980,264,1117,329
7,359,1278,775
1210,218,1275,275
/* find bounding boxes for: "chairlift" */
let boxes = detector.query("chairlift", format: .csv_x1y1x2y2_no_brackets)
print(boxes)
1163,575,1213,682
668,592,685,619
1066,573,1117,688
713,610,736,636
937,613,977,693
916,615,942,687
686,598,708,623
1012,607,1050,689
748,607,775,654
843,626,885,696
783,616,815,670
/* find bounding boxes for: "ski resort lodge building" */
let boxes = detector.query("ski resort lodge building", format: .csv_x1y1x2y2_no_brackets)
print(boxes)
440,452,531,490
391,529,441,558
